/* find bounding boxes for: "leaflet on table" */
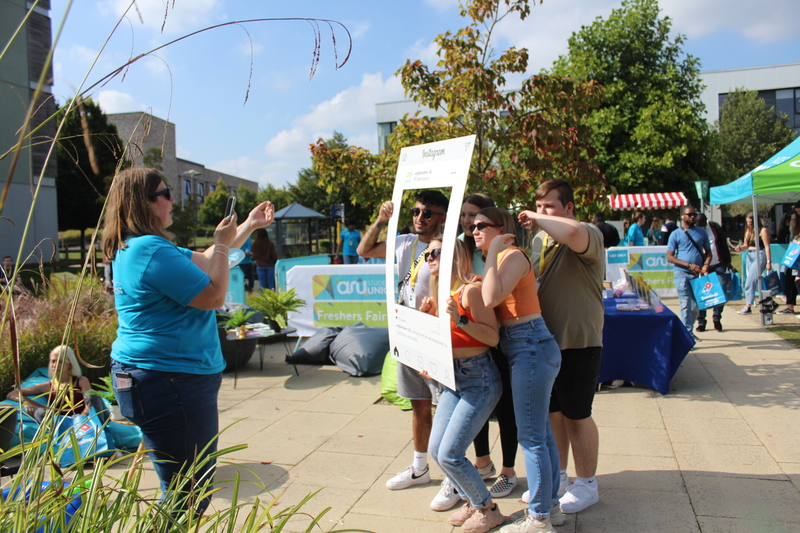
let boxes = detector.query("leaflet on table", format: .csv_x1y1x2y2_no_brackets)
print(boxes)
614,298,651,311
384,135,476,391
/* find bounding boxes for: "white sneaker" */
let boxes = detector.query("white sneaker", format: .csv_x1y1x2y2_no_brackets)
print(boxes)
430,477,462,511
500,513,555,533
386,465,430,490
559,479,599,513
520,472,567,503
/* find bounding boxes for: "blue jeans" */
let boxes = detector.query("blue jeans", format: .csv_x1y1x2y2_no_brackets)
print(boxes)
500,318,561,519
674,269,699,333
343,255,359,264
257,266,275,290
429,352,501,509
744,250,766,305
698,264,730,325
111,361,222,513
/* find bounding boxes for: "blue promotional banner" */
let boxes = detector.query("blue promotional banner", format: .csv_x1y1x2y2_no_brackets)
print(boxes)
605,246,676,296
690,273,727,310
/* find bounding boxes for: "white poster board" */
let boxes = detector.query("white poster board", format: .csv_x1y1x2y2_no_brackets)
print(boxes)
385,135,476,390
286,264,388,337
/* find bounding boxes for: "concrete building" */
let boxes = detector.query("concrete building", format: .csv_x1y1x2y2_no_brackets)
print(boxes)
108,111,259,208
0,0,58,263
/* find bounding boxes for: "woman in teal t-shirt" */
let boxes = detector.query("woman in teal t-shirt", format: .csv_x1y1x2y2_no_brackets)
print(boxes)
102,168,274,514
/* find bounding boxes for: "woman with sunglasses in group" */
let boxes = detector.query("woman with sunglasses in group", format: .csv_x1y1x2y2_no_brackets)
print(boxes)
420,237,506,533
102,167,274,516
472,208,564,533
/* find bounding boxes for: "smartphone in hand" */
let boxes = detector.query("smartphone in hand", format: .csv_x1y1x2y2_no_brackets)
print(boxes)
225,196,236,218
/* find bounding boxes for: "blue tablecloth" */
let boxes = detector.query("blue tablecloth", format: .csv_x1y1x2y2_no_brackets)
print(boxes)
600,298,694,394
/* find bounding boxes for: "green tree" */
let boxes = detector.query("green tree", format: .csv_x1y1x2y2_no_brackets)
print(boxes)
169,194,199,247
710,89,797,184
55,97,126,256
236,183,258,218
199,178,231,225
312,0,608,217
552,0,709,195
142,147,165,172
258,183,292,210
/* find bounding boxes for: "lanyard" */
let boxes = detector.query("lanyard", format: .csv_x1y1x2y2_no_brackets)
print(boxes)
538,233,559,275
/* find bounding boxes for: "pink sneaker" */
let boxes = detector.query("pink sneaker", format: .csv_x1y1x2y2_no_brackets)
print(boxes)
463,504,505,533
450,501,476,526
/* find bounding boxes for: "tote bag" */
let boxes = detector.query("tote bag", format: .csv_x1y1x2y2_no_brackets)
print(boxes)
55,408,113,466
781,241,800,270
760,270,781,296
689,272,728,310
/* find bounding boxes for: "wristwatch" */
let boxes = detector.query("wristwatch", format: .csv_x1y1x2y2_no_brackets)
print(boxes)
456,314,469,328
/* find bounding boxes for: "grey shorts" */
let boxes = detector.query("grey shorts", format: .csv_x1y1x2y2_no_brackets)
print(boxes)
397,361,441,404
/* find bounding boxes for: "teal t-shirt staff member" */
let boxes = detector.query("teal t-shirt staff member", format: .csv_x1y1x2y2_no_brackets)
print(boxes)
102,167,275,514
337,220,362,264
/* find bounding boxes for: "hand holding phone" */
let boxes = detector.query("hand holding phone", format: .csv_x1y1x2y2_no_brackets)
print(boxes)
225,196,237,218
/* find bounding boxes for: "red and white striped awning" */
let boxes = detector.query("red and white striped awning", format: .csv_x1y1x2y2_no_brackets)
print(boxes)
608,192,688,211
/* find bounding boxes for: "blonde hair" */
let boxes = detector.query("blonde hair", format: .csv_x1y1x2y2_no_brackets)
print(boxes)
48,345,81,378
102,167,172,261
427,238,476,311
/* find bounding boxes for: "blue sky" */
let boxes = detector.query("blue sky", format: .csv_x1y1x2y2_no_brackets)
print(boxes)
49,0,800,188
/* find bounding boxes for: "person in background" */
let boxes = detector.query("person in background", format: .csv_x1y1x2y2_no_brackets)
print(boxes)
251,228,278,290
695,214,733,331
1,255,25,294
102,167,274,514
7,345,91,422
239,234,255,292
777,213,793,244
625,211,646,246
646,216,662,246
666,206,711,338
422,237,505,533
778,212,800,315
620,218,631,246
592,213,620,249
735,212,772,315
659,213,678,245
336,220,362,264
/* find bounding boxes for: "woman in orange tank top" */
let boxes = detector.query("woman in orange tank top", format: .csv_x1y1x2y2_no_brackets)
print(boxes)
474,208,564,532
421,238,506,531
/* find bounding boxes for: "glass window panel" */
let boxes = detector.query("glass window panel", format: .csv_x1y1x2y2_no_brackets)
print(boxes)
184,179,191,197
758,90,776,111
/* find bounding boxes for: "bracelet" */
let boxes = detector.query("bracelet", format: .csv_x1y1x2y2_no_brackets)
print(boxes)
213,251,229,259
215,244,230,251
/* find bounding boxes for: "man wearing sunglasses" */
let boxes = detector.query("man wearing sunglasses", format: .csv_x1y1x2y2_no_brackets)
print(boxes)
666,205,711,338
358,190,448,492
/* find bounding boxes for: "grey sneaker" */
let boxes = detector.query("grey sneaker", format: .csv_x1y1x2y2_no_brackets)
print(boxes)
476,461,497,479
500,513,555,533
386,465,430,490
489,474,518,498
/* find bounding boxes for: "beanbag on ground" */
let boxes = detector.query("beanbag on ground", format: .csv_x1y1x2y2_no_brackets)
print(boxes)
380,352,411,410
329,324,388,377
287,327,341,365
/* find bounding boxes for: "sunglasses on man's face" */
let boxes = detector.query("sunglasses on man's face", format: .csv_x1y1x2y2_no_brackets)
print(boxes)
684,212,697,217
469,222,499,232
411,207,445,219
150,187,172,202
425,248,442,262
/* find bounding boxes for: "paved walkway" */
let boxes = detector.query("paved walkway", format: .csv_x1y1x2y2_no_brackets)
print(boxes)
127,298,800,532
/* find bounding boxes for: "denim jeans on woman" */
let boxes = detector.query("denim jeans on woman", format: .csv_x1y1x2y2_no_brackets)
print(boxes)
744,250,767,306
500,318,561,519
112,360,222,513
429,351,501,509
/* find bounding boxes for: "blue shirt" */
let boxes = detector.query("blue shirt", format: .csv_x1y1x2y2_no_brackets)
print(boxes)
240,236,252,265
667,226,710,272
111,235,224,374
626,224,645,246
340,228,361,256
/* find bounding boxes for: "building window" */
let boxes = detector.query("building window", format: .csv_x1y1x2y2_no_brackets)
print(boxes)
197,182,205,198
209,184,215,193
184,179,192,199
378,121,396,152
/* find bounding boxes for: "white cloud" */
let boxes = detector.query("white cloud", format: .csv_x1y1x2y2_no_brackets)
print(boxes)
405,39,441,65
660,0,800,43
265,72,405,158
96,90,146,113
212,155,265,182
106,0,221,34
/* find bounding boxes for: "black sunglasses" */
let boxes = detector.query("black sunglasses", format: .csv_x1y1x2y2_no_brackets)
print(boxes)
684,212,697,217
411,207,445,219
468,222,499,232
424,248,442,262
150,187,172,202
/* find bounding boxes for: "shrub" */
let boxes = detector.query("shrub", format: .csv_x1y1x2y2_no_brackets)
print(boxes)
0,274,116,393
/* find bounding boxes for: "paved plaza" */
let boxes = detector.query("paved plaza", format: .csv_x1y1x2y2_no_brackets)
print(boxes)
123,298,800,532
